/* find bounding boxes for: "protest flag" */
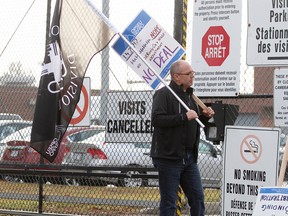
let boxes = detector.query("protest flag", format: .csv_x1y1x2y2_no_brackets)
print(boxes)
30,0,116,162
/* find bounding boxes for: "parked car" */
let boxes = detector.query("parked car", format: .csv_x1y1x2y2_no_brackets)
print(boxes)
0,113,22,121
0,120,31,140
0,125,105,183
0,120,32,158
65,131,222,188
64,136,152,187
197,139,222,188
278,134,288,180
2,125,222,188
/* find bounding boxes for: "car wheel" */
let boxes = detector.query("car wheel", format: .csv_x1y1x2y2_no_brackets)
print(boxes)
2,175,21,183
64,177,80,186
119,170,147,187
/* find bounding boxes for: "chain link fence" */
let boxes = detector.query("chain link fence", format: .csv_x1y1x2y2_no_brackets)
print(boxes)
0,0,286,215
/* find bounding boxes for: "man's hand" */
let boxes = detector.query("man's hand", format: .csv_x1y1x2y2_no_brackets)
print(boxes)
186,110,199,120
202,107,215,118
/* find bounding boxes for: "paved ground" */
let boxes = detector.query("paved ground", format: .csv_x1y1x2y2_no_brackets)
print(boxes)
140,201,221,215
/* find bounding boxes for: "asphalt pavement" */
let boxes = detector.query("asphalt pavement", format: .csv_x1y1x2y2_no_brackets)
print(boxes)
139,201,221,215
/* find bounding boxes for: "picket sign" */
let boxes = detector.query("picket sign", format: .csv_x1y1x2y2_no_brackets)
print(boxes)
252,138,288,216
278,137,288,187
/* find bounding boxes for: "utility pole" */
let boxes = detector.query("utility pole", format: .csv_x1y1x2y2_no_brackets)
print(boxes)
174,1,188,215
100,0,110,125
174,0,184,45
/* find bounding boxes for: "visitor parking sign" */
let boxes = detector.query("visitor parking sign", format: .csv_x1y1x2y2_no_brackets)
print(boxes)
247,0,288,66
223,126,280,216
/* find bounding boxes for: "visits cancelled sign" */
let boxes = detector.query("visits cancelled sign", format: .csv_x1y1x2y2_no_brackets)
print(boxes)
247,0,288,66
106,91,153,142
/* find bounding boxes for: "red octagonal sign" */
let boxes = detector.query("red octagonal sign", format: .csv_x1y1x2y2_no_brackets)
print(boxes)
201,26,230,66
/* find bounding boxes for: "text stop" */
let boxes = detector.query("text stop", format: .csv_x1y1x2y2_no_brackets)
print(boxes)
202,26,230,66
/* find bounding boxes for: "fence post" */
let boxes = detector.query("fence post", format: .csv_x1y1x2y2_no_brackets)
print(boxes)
174,0,188,215
37,0,52,213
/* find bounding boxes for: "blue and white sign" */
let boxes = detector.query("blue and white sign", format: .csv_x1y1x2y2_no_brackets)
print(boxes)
253,187,288,216
113,10,185,89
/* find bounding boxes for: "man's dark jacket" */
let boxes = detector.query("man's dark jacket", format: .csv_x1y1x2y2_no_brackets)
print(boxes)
150,80,209,162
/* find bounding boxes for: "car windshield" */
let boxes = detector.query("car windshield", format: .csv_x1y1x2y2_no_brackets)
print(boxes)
280,134,287,147
0,113,22,120
198,139,220,155
67,129,105,142
1,126,32,142
134,143,151,149
0,122,31,140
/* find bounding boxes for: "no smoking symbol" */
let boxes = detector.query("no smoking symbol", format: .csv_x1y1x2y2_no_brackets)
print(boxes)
70,85,89,125
240,135,262,164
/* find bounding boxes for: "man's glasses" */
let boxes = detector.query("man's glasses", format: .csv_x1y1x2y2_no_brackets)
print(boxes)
176,71,196,76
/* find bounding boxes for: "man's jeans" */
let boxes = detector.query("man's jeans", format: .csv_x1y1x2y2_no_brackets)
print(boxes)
153,152,205,216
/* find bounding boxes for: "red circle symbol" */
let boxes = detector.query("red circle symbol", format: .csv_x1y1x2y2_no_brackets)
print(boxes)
70,85,89,125
240,135,262,164
201,26,230,66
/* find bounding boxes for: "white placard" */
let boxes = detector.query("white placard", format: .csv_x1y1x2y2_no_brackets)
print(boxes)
253,187,288,216
112,10,185,90
247,0,288,66
106,91,153,142
223,126,280,216
191,0,242,96
274,68,288,127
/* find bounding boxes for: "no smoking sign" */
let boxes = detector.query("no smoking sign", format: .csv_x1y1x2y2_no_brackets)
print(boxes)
70,77,90,126
202,26,230,66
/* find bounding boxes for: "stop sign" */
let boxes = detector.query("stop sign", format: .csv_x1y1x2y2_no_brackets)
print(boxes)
201,26,230,66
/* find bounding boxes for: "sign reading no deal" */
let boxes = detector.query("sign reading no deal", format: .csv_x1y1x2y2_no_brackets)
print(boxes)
247,0,288,66
192,0,242,97
273,68,288,127
112,10,185,90
223,126,280,216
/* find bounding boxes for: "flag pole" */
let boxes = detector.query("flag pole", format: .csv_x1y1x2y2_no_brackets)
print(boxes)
85,0,205,127
37,0,52,213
